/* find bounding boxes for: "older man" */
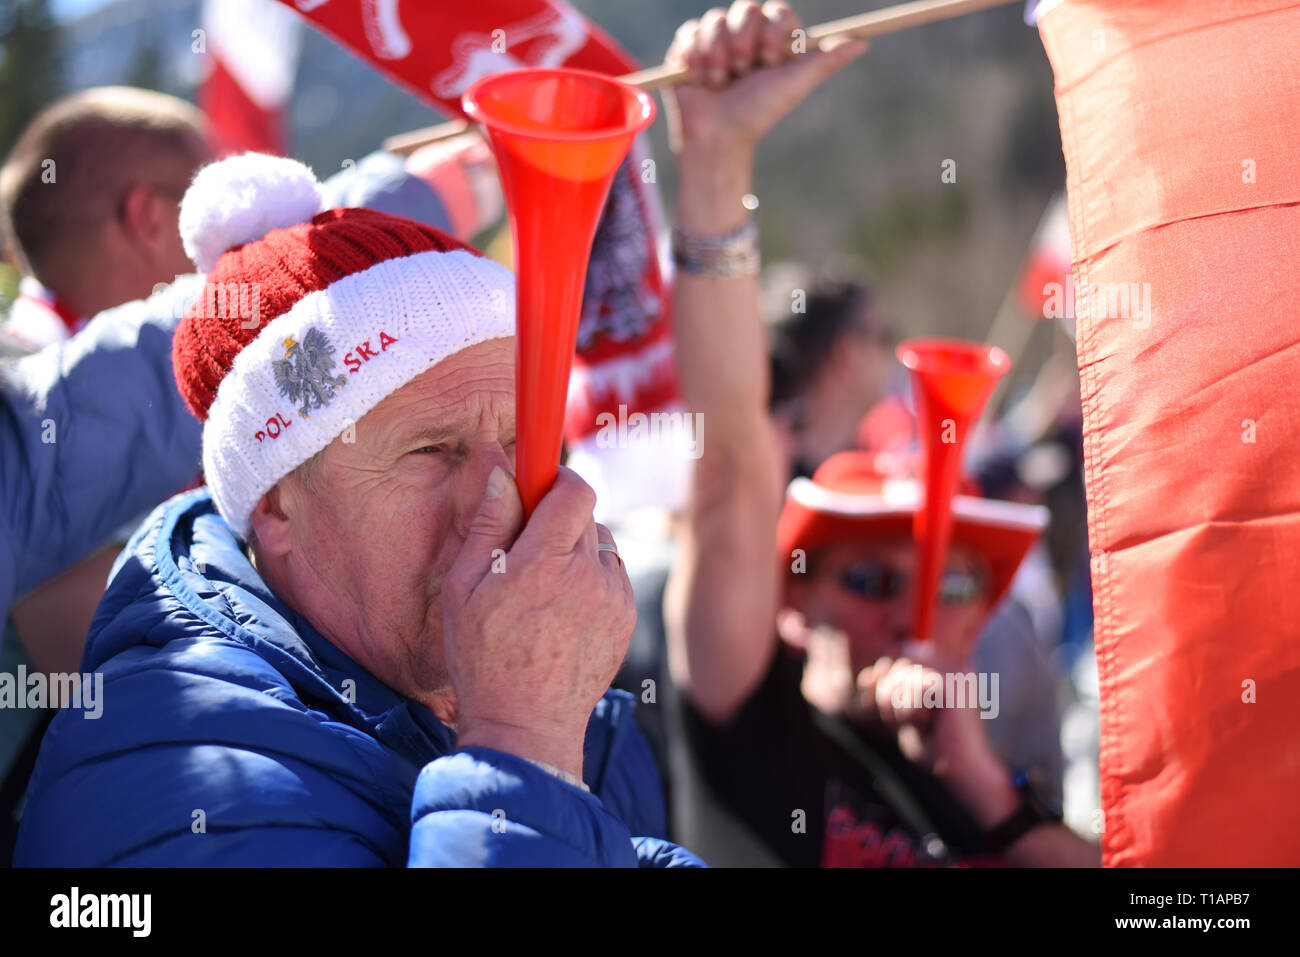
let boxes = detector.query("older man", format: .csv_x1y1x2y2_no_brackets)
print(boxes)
12,146,700,866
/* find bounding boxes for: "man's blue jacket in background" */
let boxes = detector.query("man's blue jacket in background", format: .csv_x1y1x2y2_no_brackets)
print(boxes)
14,489,704,867
0,276,205,627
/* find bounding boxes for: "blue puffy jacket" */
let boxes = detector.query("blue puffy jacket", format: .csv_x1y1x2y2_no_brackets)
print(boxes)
14,488,704,867
0,276,205,627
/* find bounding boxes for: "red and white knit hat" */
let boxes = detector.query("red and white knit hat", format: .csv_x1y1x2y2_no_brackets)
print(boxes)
172,152,515,537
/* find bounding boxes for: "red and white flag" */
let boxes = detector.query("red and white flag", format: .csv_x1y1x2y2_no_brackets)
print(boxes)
201,0,303,156
273,0,632,117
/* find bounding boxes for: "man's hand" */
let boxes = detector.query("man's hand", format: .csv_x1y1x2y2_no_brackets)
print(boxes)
663,1,867,158
859,649,1102,866
442,466,635,782
857,648,1017,827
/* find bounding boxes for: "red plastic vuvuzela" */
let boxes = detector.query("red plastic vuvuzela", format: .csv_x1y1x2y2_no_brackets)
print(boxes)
897,338,1010,641
463,68,655,516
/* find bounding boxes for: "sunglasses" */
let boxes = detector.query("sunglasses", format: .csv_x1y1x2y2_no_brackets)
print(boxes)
836,560,986,605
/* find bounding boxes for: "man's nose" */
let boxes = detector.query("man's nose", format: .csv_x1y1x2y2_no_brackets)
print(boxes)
453,440,515,535
474,439,513,479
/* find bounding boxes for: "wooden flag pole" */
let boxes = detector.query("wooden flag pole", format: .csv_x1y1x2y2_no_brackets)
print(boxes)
382,0,1020,155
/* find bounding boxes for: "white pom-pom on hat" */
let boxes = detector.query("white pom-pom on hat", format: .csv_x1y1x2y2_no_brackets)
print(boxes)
180,152,325,273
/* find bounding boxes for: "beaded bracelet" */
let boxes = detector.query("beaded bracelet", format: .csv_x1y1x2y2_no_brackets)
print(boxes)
671,211,761,278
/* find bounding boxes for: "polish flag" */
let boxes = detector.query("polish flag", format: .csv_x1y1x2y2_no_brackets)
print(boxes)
1016,192,1072,327
200,0,303,157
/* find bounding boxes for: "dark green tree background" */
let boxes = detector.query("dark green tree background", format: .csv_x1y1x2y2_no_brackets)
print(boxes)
0,0,61,291
0,0,63,159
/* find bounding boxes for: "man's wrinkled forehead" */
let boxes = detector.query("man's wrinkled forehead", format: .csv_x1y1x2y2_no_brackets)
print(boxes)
367,338,516,442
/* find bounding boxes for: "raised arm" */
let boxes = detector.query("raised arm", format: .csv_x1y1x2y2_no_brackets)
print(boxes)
662,1,866,723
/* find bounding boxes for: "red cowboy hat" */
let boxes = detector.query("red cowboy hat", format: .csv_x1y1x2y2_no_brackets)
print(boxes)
776,450,1048,604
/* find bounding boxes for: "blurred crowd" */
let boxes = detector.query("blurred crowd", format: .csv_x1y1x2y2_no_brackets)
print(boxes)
0,1,1100,867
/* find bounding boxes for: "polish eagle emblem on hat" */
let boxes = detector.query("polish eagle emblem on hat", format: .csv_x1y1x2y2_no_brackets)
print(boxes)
273,326,348,418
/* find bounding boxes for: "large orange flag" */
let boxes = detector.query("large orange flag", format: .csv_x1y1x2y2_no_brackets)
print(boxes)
1038,0,1300,865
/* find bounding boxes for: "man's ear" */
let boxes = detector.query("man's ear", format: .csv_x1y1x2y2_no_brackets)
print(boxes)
119,183,171,252
249,484,294,557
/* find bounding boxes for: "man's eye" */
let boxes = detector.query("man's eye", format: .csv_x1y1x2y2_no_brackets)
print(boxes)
412,445,444,455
